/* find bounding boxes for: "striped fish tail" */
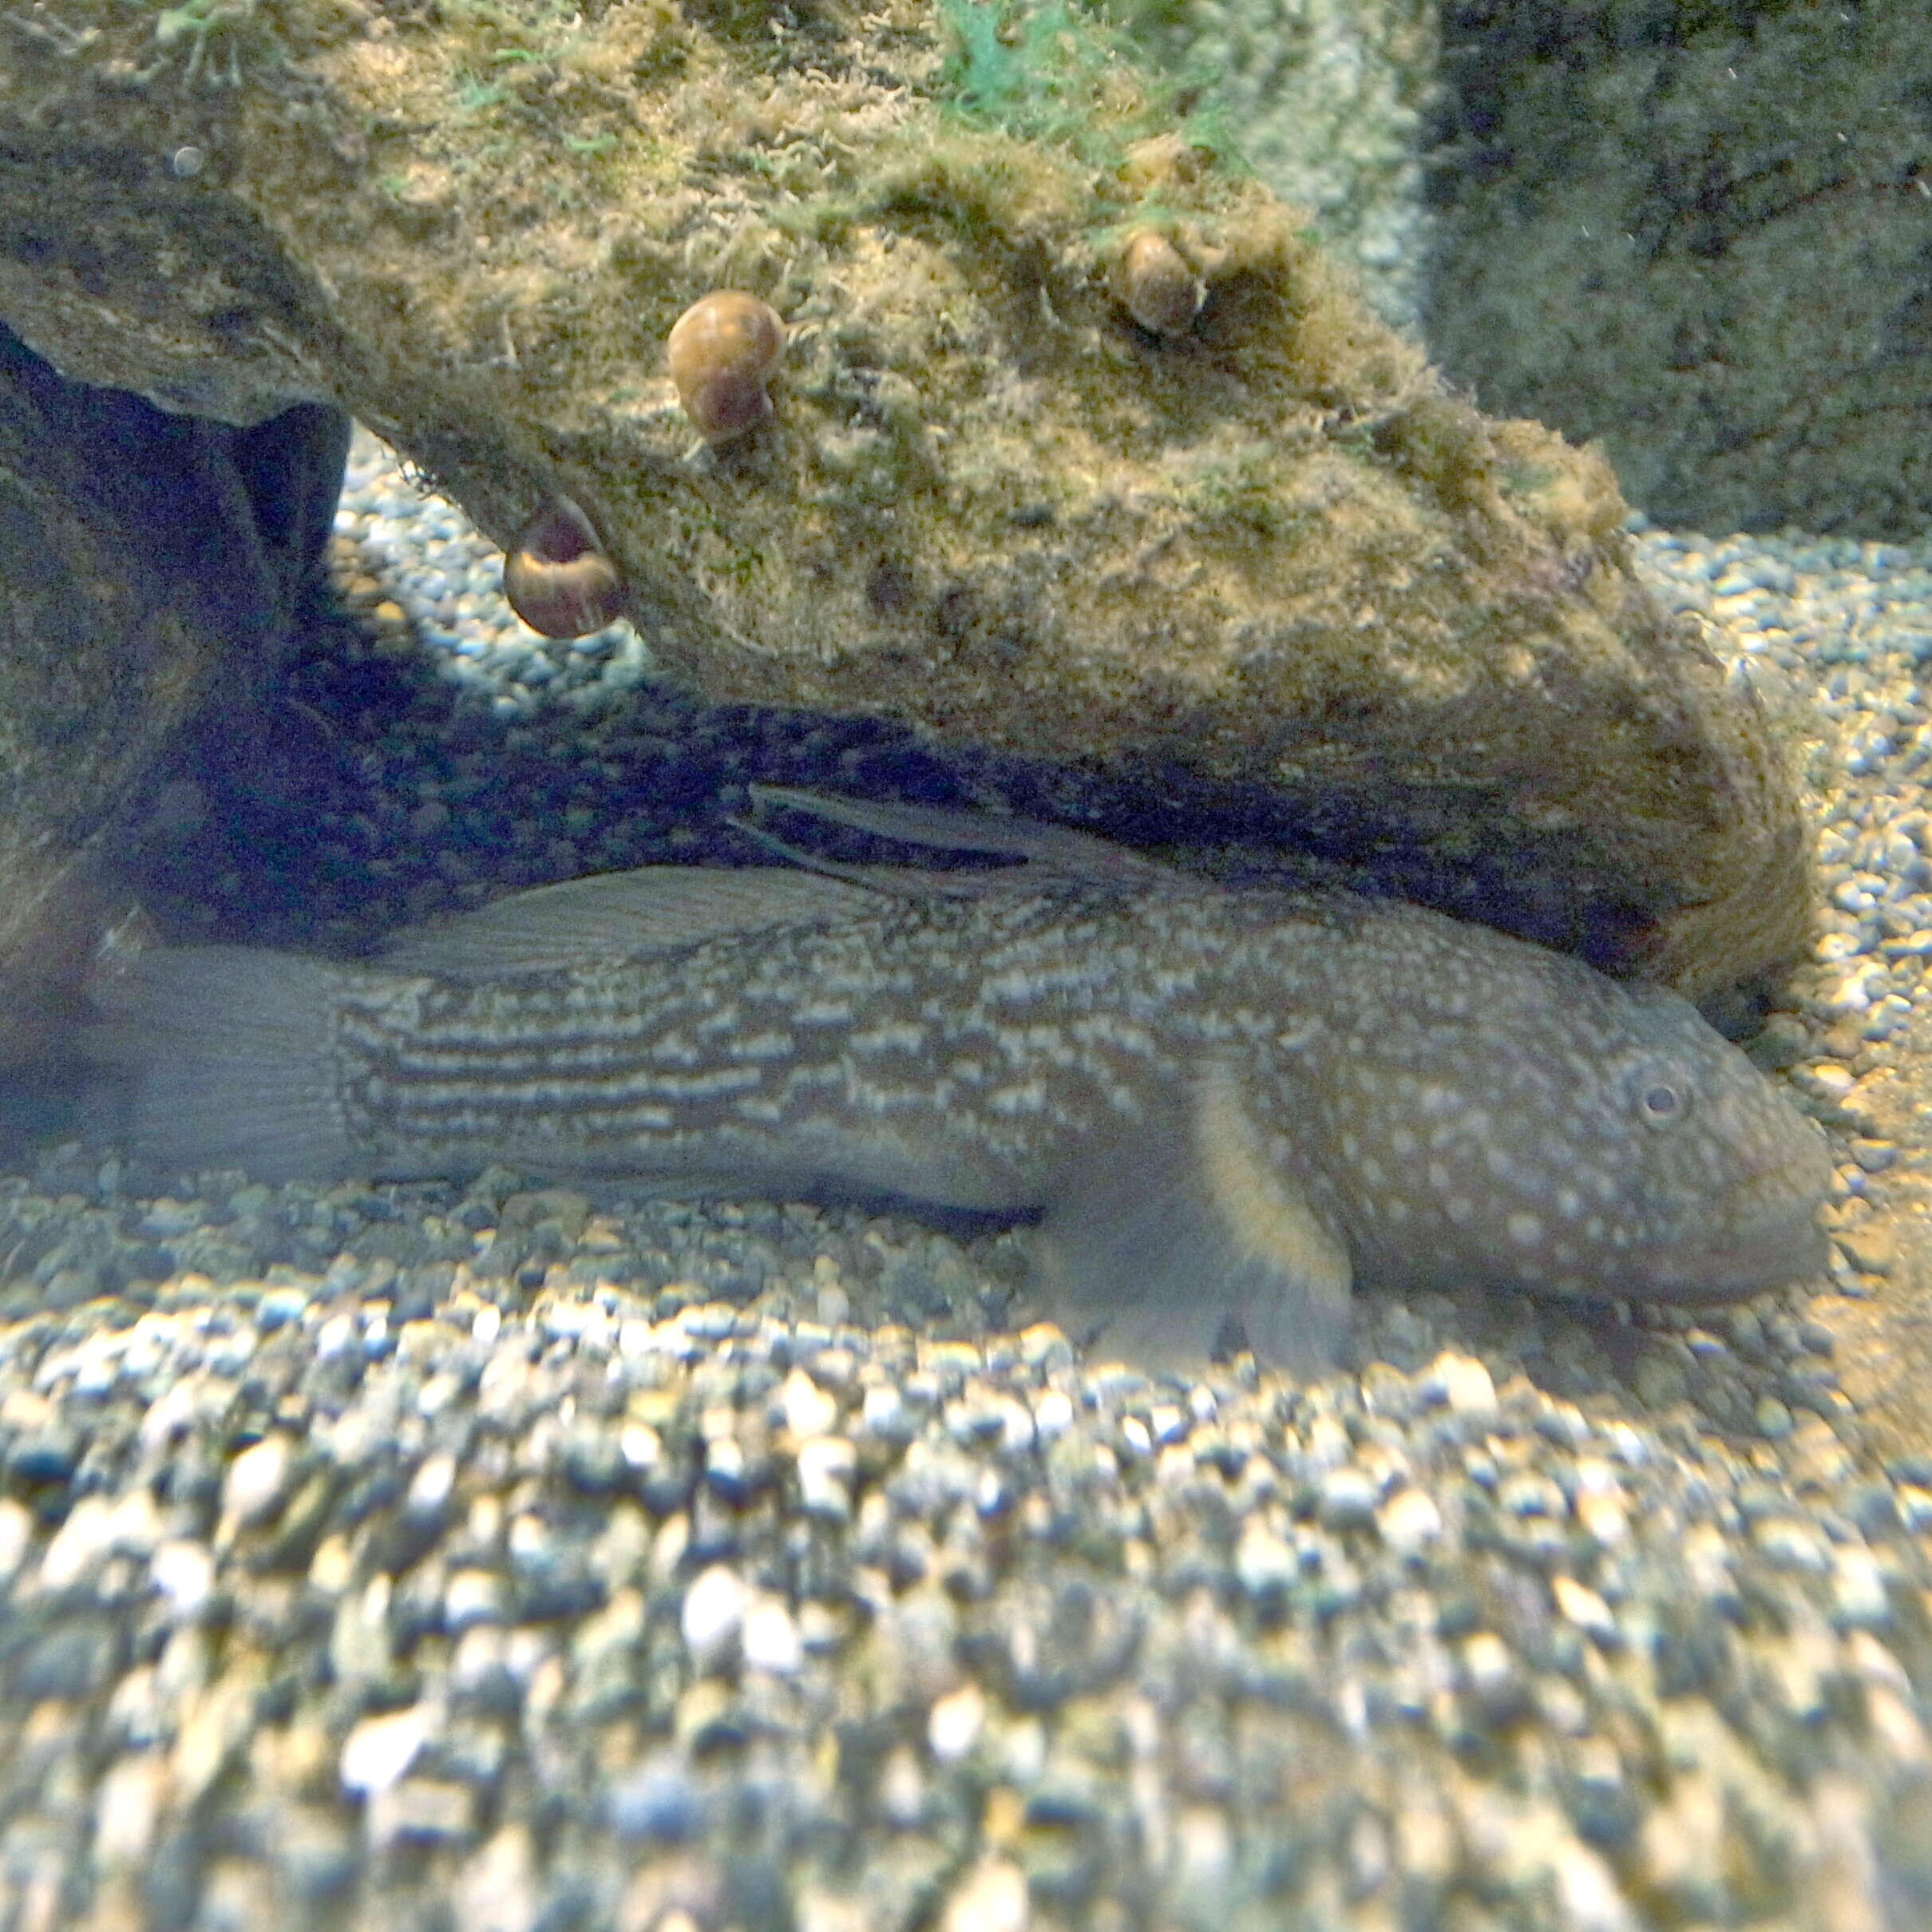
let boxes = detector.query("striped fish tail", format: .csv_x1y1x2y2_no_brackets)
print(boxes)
83,948,363,1182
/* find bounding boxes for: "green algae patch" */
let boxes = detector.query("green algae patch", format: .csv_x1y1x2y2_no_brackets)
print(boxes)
0,0,1811,999
934,0,1239,172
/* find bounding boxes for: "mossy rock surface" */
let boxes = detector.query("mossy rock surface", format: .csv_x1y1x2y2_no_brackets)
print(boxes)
0,0,1811,996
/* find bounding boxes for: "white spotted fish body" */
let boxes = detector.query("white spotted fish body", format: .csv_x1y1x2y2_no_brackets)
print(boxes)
85,791,1831,1370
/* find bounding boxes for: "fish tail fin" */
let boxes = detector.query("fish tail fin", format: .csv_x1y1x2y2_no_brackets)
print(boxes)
1035,1072,1352,1376
81,949,362,1182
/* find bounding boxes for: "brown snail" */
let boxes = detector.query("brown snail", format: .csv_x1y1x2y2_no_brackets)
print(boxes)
1111,229,1205,338
667,291,786,444
501,493,627,639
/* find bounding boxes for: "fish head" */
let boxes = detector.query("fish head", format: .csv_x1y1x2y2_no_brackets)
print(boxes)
1270,926,1834,1307
1540,982,1834,1301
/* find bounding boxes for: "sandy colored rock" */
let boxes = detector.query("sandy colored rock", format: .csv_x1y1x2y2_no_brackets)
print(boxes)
0,0,1811,995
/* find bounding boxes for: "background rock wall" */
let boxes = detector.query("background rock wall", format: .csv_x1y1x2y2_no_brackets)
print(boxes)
1425,0,1932,537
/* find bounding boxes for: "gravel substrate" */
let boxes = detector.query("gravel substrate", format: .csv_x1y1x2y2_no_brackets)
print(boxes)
2,436,1931,1928
9,1268,1930,1932
1629,519,1932,1312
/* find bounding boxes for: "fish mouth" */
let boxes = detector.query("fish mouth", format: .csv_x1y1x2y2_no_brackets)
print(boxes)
1629,1150,1834,1303
1641,1219,1829,1301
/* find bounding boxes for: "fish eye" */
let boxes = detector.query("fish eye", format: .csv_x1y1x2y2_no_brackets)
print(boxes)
1632,1072,1690,1129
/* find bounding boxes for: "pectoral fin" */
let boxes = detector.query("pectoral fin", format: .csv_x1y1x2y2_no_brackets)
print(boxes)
1031,1071,1352,1376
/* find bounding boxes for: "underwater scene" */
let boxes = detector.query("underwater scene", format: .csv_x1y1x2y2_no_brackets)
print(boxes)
0,0,1928,1924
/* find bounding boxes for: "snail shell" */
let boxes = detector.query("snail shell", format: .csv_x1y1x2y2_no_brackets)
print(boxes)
1112,229,1205,338
667,291,786,443
502,493,627,639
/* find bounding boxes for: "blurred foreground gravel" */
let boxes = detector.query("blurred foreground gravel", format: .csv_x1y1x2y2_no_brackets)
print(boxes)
5,1248,1931,1932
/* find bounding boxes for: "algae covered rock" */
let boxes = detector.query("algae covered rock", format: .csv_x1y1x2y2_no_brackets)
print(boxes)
0,0,1810,996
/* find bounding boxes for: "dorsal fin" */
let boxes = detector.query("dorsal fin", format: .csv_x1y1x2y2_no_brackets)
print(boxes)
376,865,883,979
378,790,1170,980
740,786,1174,890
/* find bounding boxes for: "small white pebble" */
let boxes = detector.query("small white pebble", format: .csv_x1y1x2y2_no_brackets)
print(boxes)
315,1312,356,1359
308,1534,356,1596
1149,1403,1188,1445
797,1435,857,1518
340,1704,429,1796
150,1539,217,1617
940,1858,1028,1932
93,1752,168,1871
40,1496,115,1591
1821,968,1877,1015
742,1595,802,1674
1576,1491,1630,1548
1033,1389,1074,1438
1304,1413,1351,1469
445,1570,508,1632
860,1386,905,1435
1551,1574,1617,1641
681,1564,748,1670
1378,1487,1443,1555
0,1498,30,1586
406,1450,459,1516
1234,1521,1297,1594
1461,1632,1518,1698
414,1372,461,1418
928,1683,986,1762
779,1367,841,1439
1552,1839,1641,1932
878,1744,924,1827
220,1435,293,1533
1832,1548,1891,1627
1427,1352,1497,1415
1317,1467,1379,1530
704,1436,747,1491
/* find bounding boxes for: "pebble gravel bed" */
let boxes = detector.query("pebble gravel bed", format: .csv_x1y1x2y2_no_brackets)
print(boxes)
2,437,1932,1927
1629,521,1932,1304
8,1265,1930,1932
